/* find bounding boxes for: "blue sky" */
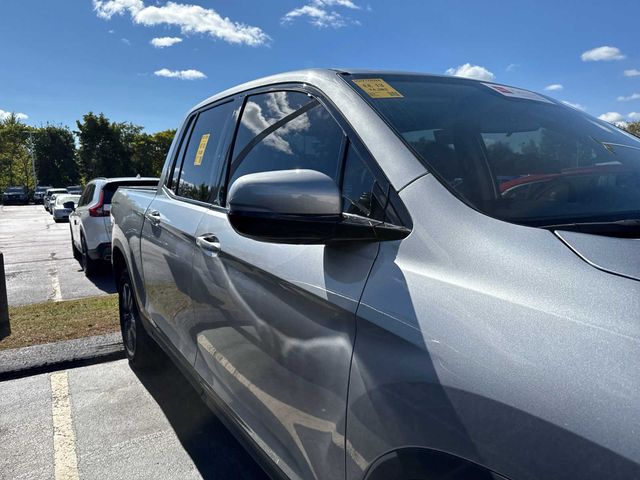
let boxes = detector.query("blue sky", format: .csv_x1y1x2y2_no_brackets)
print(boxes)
1,0,639,132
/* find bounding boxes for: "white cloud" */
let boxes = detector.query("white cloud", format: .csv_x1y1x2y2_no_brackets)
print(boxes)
154,68,206,80
151,36,183,48
561,100,586,111
121,37,131,45
94,0,143,19
624,69,640,77
544,83,563,91
0,109,28,121
581,46,625,62
93,0,269,46
506,63,517,72
445,63,494,81
628,112,640,120
598,112,626,125
617,92,640,102
282,0,361,28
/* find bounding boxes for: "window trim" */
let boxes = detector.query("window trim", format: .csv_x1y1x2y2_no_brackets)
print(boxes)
164,98,238,208
185,82,412,228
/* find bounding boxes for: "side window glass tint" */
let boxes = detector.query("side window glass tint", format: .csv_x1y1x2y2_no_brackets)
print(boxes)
341,145,386,221
229,91,344,188
77,188,87,207
166,116,194,192
79,184,94,207
176,102,235,203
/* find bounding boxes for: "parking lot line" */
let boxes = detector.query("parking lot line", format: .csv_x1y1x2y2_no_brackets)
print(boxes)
50,371,80,480
49,254,63,302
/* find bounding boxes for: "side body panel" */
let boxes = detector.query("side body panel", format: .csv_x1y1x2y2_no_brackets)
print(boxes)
110,188,157,310
191,208,379,480
139,188,207,364
347,174,640,480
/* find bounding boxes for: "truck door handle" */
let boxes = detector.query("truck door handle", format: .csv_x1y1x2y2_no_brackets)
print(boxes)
196,234,221,256
145,210,161,226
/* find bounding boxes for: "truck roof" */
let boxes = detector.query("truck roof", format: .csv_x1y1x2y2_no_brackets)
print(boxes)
189,68,488,114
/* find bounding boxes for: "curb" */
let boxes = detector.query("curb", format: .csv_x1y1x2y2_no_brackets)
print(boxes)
0,332,125,381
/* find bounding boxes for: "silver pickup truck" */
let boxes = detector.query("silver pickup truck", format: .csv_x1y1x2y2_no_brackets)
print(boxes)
111,69,640,480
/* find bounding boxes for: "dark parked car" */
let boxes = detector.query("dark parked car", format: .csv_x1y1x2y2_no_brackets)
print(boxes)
2,185,29,205
111,69,640,480
66,185,83,195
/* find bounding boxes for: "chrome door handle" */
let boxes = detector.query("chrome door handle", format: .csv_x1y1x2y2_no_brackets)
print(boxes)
196,234,221,256
145,209,161,226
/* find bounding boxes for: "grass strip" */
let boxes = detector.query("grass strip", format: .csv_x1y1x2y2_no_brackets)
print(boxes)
0,295,119,351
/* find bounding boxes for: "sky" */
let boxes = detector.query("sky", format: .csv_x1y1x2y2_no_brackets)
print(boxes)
1,0,640,133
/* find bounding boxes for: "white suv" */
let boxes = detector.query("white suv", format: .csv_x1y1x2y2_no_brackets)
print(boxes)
70,177,158,275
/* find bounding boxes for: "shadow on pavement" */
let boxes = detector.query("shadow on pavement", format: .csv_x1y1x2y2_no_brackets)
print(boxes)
74,260,117,295
132,355,269,480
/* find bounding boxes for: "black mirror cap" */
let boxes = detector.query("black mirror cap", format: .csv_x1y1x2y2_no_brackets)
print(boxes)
63,201,75,210
228,210,410,245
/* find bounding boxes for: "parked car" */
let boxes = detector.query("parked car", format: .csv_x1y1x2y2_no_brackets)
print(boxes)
70,177,158,275
2,185,29,205
111,70,640,480
52,194,80,222
33,184,53,204
47,193,65,214
43,188,67,211
66,185,83,195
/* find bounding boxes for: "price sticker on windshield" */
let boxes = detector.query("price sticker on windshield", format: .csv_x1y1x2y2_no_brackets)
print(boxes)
482,83,554,103
194,133,210,166
353,78,403,98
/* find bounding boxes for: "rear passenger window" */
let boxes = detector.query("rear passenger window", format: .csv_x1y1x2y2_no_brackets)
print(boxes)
175,101,235,204
228,91,345,189
166,116,194,192
78,184,94,207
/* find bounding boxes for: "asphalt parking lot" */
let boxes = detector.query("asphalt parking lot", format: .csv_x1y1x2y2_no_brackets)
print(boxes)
1,358,269,480
0,204,268,479
0,204,115,306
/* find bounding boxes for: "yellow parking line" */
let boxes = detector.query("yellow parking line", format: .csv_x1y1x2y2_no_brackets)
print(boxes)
50,371,80,480
49,256,63,302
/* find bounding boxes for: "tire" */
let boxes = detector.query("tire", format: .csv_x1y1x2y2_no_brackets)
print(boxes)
80,236,97,277
70,227,81,260
118,268,162,369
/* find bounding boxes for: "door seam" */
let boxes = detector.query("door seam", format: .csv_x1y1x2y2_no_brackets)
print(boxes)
344,240,381,480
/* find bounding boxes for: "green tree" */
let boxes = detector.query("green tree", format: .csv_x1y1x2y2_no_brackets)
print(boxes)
32,125,78,186
131,129,176,177
0,113,34,191
76,112,132,180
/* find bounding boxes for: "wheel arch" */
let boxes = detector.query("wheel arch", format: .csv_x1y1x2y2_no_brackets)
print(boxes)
111,244,127,285
363,446,509,480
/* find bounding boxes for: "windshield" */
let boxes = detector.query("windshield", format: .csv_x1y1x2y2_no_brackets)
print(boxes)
348,74,640,226
5,187,25,193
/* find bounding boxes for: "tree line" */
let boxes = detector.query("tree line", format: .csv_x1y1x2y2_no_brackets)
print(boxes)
0,112,175,192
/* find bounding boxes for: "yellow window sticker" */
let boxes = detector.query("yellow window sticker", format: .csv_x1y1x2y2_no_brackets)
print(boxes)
194,133,210,166
352,78,403,99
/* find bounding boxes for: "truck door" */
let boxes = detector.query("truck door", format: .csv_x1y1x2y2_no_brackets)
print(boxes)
140,99,237,364
190,90,397,480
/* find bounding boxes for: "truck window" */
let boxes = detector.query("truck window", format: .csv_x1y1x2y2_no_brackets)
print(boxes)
341,144,386,221
175,101,235,204
228,91,345,191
